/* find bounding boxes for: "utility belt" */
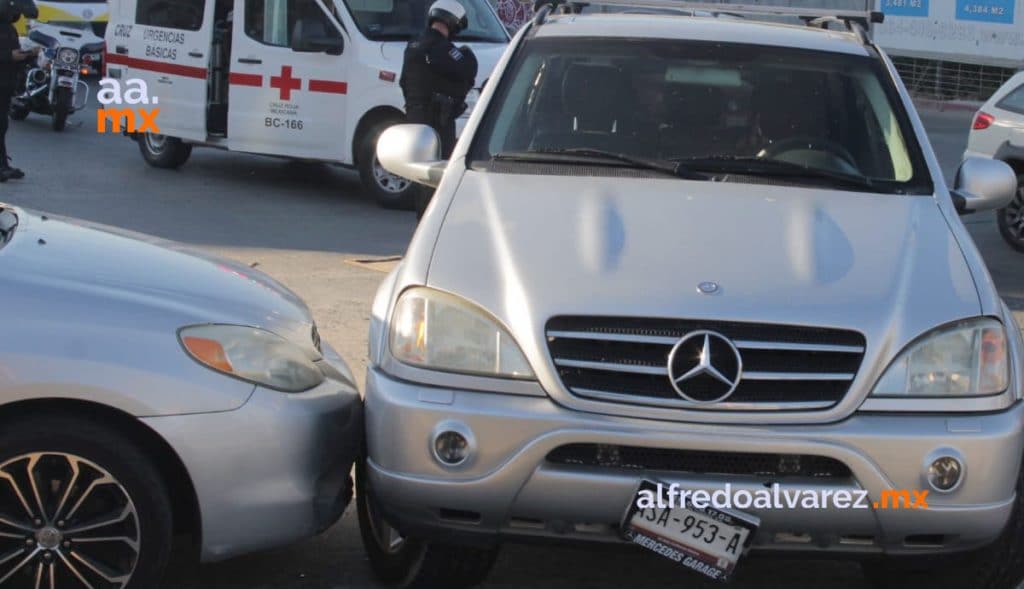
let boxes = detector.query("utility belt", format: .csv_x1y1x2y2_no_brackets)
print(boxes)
409,93,466,126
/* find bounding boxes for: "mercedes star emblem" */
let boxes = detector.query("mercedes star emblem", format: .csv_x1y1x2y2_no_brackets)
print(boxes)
667,331,743,404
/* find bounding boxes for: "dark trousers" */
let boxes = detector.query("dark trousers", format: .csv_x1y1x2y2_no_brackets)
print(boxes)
406,102,457,218
0,89,9,163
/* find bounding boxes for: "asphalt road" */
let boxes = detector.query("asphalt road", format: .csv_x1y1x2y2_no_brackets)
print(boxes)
3,97,1022,589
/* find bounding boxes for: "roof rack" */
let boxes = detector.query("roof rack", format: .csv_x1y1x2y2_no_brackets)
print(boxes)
531,0,884,35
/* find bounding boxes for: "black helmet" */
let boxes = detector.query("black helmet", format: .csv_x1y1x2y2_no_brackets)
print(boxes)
428,0,468,36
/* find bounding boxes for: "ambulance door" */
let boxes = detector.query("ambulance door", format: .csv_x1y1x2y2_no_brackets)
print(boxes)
108,0,214,141
227,0,349,158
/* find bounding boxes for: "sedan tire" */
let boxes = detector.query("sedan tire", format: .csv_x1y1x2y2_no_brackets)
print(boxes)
0,416,173,588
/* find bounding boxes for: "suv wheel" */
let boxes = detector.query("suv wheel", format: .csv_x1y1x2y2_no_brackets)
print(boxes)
861,463,1024,589
139,133,193,169
0,417,173,589
997,175,1024,253
357,120,417,210
355,460,498,588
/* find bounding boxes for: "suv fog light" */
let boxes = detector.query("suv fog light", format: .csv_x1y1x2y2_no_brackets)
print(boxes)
927,456,964,492
432,422,475,467
435,431,468,464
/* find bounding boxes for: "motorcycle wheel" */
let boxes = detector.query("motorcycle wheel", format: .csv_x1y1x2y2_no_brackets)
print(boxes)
997,175,1024,253
51,87,72,132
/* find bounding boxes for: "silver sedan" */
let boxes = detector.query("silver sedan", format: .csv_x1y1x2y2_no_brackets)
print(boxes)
0,204,362,588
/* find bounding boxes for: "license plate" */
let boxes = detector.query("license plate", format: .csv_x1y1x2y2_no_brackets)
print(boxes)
621,480,760,583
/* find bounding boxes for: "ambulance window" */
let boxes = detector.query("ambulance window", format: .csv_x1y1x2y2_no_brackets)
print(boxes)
136,0,205,30
245,0,338,47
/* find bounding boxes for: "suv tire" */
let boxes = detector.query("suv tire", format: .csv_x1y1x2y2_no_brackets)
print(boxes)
996,174,1024,253
356,459,498,588
861,462,1024,589
357,120,417,210
139,133,193,169
0,416,174,588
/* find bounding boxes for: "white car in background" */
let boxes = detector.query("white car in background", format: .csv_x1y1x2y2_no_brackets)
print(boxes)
965,71,1024,252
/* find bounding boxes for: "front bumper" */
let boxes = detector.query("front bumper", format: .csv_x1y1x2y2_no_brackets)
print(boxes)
366,367,1024,556
143,342,363,562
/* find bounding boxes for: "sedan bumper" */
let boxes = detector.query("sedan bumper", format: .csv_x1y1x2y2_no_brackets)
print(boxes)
365,367,1024,557
143,342,363,562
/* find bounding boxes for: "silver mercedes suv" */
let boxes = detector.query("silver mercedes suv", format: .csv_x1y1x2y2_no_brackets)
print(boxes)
360,2,1024,588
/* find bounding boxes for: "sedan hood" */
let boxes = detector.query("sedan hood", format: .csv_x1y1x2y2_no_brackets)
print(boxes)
428,172,980,367
2,208,315,346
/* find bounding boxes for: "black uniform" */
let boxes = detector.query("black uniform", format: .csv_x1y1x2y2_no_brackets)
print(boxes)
400,27,478,159
0,0,36,172
0,12,20,166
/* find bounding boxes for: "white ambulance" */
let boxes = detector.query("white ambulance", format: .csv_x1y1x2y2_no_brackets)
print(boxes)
103,0,509,207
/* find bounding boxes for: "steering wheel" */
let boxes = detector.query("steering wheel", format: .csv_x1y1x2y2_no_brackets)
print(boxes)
759,136,860,173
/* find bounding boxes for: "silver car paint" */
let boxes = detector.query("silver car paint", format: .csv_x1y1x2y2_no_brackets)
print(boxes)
366,14,1024,554
0,205,362,560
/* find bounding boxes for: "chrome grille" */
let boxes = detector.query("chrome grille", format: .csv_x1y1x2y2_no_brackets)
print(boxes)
546,316,866,411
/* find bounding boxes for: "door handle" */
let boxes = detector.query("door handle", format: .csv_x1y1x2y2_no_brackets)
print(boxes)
188,51,204,58
237,58,262,64
115,45,128,54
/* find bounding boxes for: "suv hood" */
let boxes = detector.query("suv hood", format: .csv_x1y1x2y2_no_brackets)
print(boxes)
1,208,315,346
428,172,980,366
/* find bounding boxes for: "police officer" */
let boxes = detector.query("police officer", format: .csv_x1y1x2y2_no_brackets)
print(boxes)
0,0,39,182
401,0,478,217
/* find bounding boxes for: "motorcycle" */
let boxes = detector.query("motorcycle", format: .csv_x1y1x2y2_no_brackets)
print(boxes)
10,22,98,132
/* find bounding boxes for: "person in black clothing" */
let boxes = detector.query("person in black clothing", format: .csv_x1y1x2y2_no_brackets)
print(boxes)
400,0,478,217
0,0,39,182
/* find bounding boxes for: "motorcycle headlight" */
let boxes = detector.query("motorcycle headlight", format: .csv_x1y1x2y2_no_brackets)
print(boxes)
56,47,79,66
871,318,1009,397
179,324,325,392
389,287,534,379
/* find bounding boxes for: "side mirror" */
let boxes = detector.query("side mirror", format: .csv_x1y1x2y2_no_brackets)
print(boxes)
376,124,447,188
291,21,345,55
952,157,1017,215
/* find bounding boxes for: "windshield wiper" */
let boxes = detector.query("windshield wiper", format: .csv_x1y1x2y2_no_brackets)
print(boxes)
493,148,709,180
672,155,881,192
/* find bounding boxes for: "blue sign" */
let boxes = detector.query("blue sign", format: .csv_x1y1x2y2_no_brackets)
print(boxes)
880,0,929,17
956,0,1015,23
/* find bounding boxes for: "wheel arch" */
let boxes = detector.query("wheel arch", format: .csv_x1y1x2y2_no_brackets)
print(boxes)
352,106,405,167
0,398,202,547
1002,158,1024,177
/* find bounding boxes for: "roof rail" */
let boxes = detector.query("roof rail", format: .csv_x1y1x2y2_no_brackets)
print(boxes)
532,0,884,34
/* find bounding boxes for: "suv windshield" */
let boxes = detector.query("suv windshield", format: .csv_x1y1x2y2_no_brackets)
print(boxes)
471,37,932,194
341,0,507,42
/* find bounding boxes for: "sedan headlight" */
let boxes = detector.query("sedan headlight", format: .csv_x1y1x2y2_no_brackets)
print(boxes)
872,318,1008,397
179,324,324,392
389,287,534,379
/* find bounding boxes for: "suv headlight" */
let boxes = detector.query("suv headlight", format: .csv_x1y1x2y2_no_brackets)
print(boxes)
389,287,534,379
871,318,1008,397
179,324,324,392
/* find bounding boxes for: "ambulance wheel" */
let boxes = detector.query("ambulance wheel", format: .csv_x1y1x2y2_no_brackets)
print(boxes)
358,121,417,210
139,133,192,169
